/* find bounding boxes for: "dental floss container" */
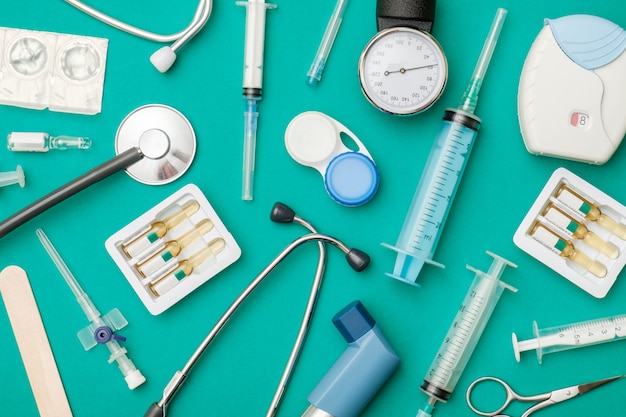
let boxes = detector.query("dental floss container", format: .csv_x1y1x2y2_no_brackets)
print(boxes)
518,15,626,164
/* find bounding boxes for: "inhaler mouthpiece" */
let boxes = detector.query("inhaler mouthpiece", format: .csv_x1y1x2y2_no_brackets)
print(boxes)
150,47,177,73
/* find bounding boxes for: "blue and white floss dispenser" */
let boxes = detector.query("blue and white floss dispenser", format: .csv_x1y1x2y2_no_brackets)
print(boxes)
285,111,380,207
301,300,400,417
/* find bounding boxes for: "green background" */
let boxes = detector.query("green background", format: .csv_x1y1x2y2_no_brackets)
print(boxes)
1,0,626,416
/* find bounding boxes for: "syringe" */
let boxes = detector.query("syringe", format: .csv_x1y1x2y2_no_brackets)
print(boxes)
513,314,626,364
417,251,517,417
238,0,276,201
37,228,146,390
383,8,507,286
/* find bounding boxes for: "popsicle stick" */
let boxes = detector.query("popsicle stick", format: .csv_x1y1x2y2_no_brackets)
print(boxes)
0,265,72,416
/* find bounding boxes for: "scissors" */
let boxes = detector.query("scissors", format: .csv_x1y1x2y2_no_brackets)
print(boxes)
466,374,624,416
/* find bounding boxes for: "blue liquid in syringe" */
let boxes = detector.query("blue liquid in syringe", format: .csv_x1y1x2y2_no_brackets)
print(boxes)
387,110,480,285
384,7,507,287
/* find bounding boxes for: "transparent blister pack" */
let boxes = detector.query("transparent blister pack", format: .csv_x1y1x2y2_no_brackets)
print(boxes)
514,168,626,298
105,184,241,314
0,26,107,114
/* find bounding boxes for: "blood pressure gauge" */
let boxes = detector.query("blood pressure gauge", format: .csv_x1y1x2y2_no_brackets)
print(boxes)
358,0,447,115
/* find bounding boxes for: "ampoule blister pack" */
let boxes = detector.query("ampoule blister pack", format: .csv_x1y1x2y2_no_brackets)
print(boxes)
0,26,107,114
514,168,626,298
105,184,241,314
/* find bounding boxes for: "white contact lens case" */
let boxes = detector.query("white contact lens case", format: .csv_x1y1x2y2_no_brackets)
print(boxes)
105,184,241,314
514,168,626,298
285,111,380,207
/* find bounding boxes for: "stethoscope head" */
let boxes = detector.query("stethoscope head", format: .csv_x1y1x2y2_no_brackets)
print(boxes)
115,104,196,185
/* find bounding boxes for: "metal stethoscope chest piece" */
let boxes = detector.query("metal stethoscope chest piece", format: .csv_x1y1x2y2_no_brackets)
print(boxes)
0,104,196,238
358,0,447,115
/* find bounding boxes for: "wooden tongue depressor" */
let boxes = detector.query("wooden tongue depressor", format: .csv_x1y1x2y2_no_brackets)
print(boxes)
0,265,73,416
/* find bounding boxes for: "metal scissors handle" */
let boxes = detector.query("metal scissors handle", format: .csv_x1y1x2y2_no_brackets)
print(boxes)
466,375,624,417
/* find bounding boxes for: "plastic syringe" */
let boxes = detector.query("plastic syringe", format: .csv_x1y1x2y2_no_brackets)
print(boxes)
37,228,146,390
513,314,626,364
383,8,507,287
417,251,517,417
306,0,350,86
238,0,276,201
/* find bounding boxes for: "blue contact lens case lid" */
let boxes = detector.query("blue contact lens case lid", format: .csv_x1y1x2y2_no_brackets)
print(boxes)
285,111,379,207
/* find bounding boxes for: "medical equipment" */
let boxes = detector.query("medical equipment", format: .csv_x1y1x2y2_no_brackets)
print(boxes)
512,313,626,364
382,8,507,286
0,104,196,239
0,165,25,188
239,0,275,201
106,184,241,315
8,132,91,152
518,15,626,164
302,300,399,417
466,374,624,416
306,0,349,86
514,168,626,298
0,266,72,417
144,202,370,417
358,0,445,115
529,223,607,278
416,252,516,417
64,0,212,73
0,27,108,114
285,111,379,207
37,229,146,390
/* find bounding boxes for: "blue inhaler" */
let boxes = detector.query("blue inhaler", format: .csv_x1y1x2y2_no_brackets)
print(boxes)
302,300,400,417
285,112,379,207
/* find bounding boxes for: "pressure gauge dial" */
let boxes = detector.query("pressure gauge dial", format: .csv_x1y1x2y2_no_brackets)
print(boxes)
359,27,447,115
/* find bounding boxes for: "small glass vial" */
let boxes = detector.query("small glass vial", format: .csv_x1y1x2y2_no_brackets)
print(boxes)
7,132,91,152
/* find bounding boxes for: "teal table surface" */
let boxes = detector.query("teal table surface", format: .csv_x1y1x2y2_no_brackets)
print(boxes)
2,1,626,416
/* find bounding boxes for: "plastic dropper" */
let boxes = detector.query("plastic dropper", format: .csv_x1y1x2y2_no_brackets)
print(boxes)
0,165,25,188
37,228,145,389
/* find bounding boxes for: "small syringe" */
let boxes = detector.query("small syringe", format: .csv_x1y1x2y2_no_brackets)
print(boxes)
37,228,146,389
416,251,517,417
513,314,626,364
383,8,507,286
0,165,25,188
8,132,91,152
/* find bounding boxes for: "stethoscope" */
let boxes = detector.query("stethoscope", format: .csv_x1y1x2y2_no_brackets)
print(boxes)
64,0,213,72
144,202,370,417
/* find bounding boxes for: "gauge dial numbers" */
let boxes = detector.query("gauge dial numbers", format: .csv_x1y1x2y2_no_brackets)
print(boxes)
359,27,448,115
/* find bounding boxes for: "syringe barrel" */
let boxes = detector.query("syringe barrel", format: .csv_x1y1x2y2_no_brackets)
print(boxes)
519,314,626,363
391,110,480,283
421,254,515,402
238,0,276,93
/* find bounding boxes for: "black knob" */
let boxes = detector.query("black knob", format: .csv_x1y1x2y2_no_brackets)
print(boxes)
271,202,296,223
346,249,370,272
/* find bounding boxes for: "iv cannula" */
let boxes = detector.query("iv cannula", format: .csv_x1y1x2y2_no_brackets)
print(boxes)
306,0,349,86
37,228,146,389
238,0,276,201
383,8,507,286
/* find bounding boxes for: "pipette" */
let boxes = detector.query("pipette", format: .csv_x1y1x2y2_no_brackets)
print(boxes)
383,8,507,286
306,0,349,86
513,314,626,364
8,132,91,152
36,228,146,389
238,0,276,200
0,165,25,188
417,251,517,417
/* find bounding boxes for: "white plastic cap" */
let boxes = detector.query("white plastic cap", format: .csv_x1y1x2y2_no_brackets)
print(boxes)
150,46,177,73
125,369,146,390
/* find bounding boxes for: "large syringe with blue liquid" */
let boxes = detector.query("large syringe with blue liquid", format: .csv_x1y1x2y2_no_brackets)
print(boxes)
383,8,507,286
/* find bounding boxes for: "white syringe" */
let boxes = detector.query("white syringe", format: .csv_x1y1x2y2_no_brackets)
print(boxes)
416,251,517,417
513,314,626,364
37,228,146,389
383,8,507,287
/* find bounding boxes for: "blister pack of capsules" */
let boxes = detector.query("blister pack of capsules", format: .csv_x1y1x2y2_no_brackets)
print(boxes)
106,184,241,314
514,168,626,298
0,27,107,115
